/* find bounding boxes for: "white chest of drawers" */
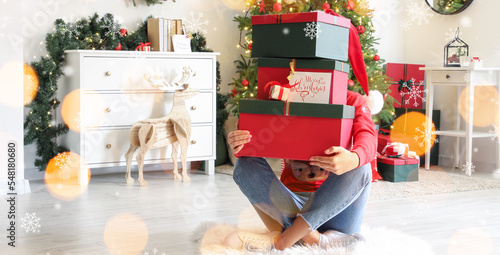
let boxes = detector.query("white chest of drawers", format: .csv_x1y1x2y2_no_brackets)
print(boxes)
57,50,219,185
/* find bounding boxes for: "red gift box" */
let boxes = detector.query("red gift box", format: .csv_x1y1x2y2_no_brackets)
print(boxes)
385,63,425,109
236,99,354,160
257,58,350,105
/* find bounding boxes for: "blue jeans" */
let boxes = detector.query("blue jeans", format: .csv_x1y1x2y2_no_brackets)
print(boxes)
233,157,372,234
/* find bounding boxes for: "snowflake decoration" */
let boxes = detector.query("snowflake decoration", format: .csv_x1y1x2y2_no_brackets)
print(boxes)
58,21,83,39
462,161,475,176
489,124,500,144
54,152,71,169
20,212,41,234
404,2,433,26
184,11,209,40
100,15,120,40
400,19,412,31
414,122,438,149
463,73,471,83
144,248,166,255
401,84,428,107
304,22,321,40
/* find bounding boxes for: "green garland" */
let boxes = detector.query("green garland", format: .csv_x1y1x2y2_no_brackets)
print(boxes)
133,0,176,7
25,13,223,171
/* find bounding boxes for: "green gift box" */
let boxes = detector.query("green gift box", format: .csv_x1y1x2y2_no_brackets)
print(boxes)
377,156,419,182
251,12,350,61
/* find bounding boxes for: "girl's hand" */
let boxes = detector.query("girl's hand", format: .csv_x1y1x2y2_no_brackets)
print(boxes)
227,130,252,154
309,146,360,175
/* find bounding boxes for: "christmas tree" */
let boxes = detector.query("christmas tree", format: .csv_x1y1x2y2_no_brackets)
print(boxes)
229,0,396,126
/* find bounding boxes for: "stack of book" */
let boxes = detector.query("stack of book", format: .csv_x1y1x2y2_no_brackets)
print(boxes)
147,18,184,52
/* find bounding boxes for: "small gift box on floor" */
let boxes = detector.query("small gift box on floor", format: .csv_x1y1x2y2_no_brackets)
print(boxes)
385,63,425,109
251,11,350,61
257,58,350,105
235,99,354,160
377,156,419,182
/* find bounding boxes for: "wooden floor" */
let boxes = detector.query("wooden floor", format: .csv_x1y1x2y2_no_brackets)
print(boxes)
4,169,500,255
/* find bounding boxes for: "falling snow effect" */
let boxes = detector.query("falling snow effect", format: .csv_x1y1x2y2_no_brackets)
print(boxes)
129,51,147,67
413,197,430,214
304,22,321,40
144,248,166,255
401,84,428,107
462,161,475,176
489,124,500,144
100,15,120,39
55,152,71,169
400,2,433,31
75,112,81,129
20,212,41,234
184,12,209,40
444,27,456,42
414,122,438,149
0,13,10,37
463,73,471,83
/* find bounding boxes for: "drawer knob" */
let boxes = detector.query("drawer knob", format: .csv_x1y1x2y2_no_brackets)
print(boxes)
105,71,111,76
106,144,112,149
191,106,197,110
446,74,450,79
191,140,197,145
105,108,111,113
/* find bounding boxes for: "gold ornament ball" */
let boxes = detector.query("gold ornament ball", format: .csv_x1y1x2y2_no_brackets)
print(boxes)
284,0,296,4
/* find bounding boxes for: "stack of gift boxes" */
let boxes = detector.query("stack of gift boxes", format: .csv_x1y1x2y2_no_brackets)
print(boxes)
235,11,356,161
376,63,440,182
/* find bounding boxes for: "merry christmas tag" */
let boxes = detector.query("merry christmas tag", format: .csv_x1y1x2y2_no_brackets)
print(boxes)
288,71,332,104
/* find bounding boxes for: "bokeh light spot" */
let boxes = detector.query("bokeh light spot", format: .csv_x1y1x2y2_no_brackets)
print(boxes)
44,152,90,201
390,111,437,157
0,61,23,108
61,89,106,131
103,213,149,255
23,64,39,105
459,86,499,127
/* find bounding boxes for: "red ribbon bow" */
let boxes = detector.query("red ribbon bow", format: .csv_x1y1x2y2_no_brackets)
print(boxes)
135,42,151,51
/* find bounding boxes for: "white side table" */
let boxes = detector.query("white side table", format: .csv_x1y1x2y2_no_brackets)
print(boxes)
420,67,500,175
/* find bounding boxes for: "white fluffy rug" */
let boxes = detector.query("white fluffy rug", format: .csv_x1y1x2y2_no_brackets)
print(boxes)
192,222,435,255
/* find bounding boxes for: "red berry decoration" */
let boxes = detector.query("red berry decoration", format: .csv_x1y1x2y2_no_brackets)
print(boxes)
373,54,380,61
248,43,252,50
119,28,128,36
347,0,355,10
231,88,238,97
356,25,365,34
114,43,122,51
273,2,282,12
242,79,249,87
348,79,355,86
322,2,330,11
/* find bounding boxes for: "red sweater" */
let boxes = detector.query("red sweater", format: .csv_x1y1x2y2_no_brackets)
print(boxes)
280,91,377,192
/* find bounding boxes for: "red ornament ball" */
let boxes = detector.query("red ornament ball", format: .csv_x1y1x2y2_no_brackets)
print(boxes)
348,79,355,86
119,28,128,36
356,25,365,34
373,54,380,61
248,43,252,50
242,79,249,87
114,43,122,51
273,2,282,12
322,2,331,11
347,0,356,10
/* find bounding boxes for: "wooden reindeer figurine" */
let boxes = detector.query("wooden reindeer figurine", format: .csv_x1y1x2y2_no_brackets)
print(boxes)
125,69,198,186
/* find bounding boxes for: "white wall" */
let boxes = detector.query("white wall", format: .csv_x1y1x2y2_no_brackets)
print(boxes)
371,0,500,173
20,0,245,174
0,0,30,194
